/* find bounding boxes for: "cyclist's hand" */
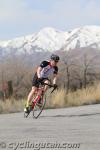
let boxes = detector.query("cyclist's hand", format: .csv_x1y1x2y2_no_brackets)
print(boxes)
53,84,58,89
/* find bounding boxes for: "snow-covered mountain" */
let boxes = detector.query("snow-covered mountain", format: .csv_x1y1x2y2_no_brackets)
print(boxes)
0,25,100,56
63,25,100,50
0,28,67,56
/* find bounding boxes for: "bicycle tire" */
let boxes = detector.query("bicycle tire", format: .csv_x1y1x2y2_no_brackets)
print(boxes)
24,112,29,118
33,94,46,119
24,106,32,118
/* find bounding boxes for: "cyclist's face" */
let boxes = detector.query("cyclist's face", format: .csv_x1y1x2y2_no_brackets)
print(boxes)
50,60,59,66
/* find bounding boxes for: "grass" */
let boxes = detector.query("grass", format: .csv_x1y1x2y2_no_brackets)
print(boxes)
0,98,25,114
49,83,100,108
0,83,100,114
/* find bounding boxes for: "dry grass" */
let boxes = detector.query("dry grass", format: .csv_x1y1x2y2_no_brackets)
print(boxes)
49,83,100,108
0,98,24,114
0,83,100,113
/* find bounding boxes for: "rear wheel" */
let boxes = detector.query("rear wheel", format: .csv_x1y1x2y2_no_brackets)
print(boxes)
33,94,46,119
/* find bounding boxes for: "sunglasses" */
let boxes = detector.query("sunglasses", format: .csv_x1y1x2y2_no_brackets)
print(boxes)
54,60,59,63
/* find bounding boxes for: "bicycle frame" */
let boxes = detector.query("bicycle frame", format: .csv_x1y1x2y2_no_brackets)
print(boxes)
32,82,57,108
24,82,57,118
32,83,57,119
34,82,57,97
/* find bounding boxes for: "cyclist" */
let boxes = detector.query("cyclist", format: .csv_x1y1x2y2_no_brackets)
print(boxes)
24,54,60,113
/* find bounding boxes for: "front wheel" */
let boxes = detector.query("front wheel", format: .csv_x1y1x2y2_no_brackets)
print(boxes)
24,112,29,118
33,94,46,119
24,106,32,118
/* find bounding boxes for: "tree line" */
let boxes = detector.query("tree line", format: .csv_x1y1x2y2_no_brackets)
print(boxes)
0,51,100,100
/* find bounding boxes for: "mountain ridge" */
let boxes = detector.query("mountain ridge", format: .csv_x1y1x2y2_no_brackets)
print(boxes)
0,25,100,56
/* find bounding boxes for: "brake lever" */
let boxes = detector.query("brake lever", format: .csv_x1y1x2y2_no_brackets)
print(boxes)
51,86,58,93
41,82,58,93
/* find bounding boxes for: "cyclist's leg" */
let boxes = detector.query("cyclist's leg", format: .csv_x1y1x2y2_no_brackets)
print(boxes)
26,86,37,107
35,79,49,106
43,79,50,93
24,73,40,113
26,73,39,107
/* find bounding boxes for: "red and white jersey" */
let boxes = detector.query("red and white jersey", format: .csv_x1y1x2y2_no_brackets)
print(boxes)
39,61,58,78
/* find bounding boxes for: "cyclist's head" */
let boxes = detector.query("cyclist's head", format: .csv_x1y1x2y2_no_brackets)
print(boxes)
50,54,60,66
50,54,60,62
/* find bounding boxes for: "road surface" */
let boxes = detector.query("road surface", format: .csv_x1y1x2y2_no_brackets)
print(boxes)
0,104,100,150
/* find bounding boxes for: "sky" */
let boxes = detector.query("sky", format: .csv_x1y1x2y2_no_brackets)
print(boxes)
0,0,100,40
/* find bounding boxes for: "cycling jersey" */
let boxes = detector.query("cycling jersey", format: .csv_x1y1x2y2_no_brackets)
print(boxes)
32,61,58,87
39,61,58,78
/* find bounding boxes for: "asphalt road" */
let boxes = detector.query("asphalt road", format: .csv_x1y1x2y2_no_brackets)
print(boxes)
0,104,100,150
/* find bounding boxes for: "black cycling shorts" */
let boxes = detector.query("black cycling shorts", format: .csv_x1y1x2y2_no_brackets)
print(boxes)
32,73,49,88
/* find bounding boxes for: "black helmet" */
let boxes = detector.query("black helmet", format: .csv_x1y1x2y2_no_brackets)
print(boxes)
50,54,60,62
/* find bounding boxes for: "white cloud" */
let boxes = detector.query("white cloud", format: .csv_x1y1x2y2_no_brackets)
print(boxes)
48,0,100,29
0,0,100,39
0,0,24,21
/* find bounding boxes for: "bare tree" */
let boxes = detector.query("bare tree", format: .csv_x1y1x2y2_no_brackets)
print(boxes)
80,53,99,88
61,52,80,93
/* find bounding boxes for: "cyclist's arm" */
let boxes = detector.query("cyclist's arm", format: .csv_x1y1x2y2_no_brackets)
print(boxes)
37,67,42,78
53,66,58,84
53,74,58,84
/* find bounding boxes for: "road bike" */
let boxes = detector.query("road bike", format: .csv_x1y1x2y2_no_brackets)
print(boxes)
24,82,57,119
